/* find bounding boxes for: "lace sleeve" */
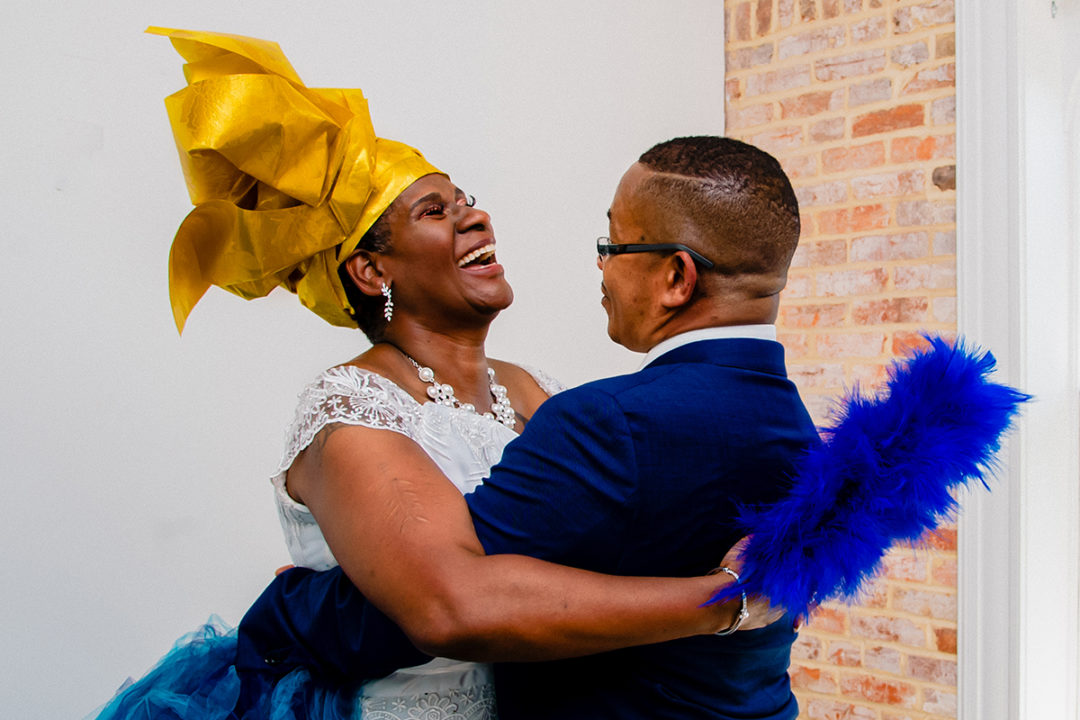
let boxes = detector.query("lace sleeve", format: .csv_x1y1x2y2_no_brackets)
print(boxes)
278,366,422,474
518,364,566,397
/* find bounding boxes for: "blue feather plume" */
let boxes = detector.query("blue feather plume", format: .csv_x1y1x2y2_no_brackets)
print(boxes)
714,335,1030,619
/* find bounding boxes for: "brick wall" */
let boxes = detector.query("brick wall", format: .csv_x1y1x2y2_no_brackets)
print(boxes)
724,1,958,718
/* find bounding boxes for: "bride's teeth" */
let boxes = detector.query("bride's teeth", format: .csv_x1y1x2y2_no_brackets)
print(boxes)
458,244,496,267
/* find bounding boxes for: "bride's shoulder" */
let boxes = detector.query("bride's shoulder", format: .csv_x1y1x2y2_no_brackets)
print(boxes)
488,360,565,414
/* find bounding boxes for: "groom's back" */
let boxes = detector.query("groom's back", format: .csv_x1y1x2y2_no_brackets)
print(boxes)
474,338,817,719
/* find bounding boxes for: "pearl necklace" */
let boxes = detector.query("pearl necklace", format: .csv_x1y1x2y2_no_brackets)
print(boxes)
401,354,517,428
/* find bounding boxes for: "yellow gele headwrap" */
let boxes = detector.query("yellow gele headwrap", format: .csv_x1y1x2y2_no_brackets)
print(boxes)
148,26,443,331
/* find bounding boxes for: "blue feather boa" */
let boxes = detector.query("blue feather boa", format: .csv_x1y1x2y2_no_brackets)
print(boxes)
714,335,1030,619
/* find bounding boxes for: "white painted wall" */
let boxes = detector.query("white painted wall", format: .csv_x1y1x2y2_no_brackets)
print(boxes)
0,3,726,718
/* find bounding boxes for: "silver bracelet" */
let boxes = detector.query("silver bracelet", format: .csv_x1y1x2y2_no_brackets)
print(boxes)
711,566,749,636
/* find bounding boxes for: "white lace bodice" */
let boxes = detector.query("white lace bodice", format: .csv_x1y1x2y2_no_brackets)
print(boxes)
271,363,562,718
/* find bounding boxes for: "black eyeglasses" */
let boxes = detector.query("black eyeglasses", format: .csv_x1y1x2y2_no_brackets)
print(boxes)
596,237,715,270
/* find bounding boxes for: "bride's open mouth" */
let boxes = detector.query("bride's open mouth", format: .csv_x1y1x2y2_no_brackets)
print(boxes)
457,243,497,268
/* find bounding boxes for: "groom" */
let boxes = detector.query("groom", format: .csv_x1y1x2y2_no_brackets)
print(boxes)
238,136,817,719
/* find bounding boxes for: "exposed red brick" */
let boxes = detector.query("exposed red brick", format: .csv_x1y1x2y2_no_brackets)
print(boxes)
816,267,889,297
779,25,847,59
782,153,819,179
890,134,955,162
801,0,818,22
783,273,815,298
897,199,955,226
795,182,848,208
746,65,813,96
735,1,753,40
728,102,776,130
931,556,957,587
818,332,890,358
851,613,927,646
779,331,813,356
782,302,848,327
852,104,925,137
933,626,958,653
851,169,925,199
922,687,958,715
779,0,796,27
933,296,957,322
920,525,957,550
823,142,887,172
932,95,956,125
840,674,918,708
893,588,957,620
849,362,889,386
816,204,891,235
908,655,957,685
894,261,956,290
882,551,929,581
791,665,840,693
864,645,904,675
849,77,893,107
809,238,849,264
727,43,775,70
850,232,929,262
792,633,824,660
828,640,863,667
810,117,847,143
757,0,773,35
809,604,850,633
937,31,956,57
891,41,930,67
815,49,888,81
903,62,955,94
861,579,889,608
805,699,877,720
852,297,930,325
750,125,804,154
781,89,844,118
788,363,847,389
726,78,743,103
823,0,841,18
933,230,956,254
889,330,941,356
894,0,955,34
852,16,887,42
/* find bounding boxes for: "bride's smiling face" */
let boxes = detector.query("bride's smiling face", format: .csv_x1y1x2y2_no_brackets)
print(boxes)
379,174,514,327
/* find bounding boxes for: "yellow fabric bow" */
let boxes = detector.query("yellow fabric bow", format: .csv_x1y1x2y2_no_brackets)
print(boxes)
148,26,442,331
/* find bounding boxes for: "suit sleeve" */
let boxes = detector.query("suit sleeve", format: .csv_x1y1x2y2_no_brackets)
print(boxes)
235,565,430,685
468,386,638,568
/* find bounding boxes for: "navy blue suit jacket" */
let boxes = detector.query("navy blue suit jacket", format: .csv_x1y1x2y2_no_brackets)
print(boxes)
238,338,819,719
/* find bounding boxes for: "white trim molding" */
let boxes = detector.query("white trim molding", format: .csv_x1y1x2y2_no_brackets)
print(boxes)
957,1,1080,719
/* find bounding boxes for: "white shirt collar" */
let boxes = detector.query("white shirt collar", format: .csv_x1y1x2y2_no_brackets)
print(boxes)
639,325,777,369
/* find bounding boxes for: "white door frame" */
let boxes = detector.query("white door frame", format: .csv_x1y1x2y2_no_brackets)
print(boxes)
957,1,1080,719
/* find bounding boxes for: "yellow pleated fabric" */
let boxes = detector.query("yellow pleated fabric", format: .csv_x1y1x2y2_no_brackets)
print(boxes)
148,27,443,331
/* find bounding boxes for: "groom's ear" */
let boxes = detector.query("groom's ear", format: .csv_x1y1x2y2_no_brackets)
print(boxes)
658,251,699,310
343,251,387,298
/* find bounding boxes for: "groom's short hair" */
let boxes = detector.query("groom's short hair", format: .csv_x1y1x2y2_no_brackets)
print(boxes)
637,136,800,278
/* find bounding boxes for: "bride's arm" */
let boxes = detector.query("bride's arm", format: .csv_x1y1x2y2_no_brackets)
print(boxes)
288,423,755,663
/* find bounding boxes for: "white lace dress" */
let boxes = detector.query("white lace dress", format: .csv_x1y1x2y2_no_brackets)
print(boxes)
272,364,562,720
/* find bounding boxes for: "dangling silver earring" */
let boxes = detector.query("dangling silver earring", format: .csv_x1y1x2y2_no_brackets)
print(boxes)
381,282,394,323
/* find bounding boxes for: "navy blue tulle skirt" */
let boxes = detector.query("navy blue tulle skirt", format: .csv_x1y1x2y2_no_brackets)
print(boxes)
93,618,357,720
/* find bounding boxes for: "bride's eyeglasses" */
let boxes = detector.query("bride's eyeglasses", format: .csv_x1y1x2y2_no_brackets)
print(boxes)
596,237,715,270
